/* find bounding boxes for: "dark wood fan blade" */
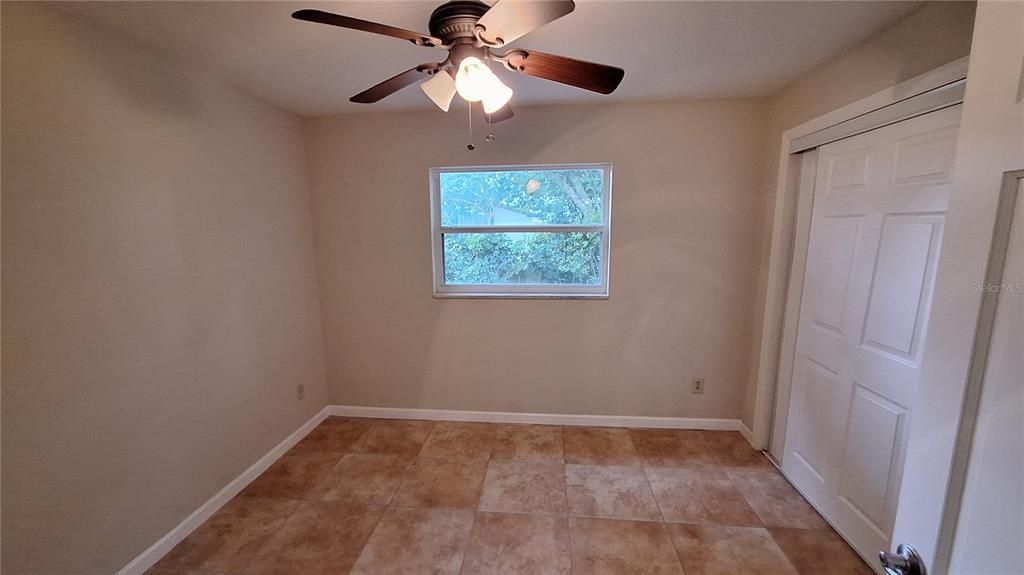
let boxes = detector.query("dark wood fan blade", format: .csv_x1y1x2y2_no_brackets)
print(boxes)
476,1,575,46
292,9,443,47
351,65,438,103
503,49,624,94
486,104,514,124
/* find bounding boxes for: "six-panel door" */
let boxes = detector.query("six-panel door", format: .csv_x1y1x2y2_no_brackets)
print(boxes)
782,105,962,567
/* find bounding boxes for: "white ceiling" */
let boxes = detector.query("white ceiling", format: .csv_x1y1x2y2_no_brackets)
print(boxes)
57,1,922,117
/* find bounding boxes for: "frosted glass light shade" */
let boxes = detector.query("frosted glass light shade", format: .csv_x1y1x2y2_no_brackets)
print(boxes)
481,79,512,113
421,70,457,112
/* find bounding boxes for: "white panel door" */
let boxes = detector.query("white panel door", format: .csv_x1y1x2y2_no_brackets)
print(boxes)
782,105,961,567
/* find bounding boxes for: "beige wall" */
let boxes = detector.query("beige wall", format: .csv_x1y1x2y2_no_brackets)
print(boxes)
743,1,977,428
305,99,767,420
1,4,328,573
765,1,977,139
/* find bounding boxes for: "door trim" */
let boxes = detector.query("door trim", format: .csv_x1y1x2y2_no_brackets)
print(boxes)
790,78,966,153
931,169,1024,573
768,149,818,456
750,56,969,454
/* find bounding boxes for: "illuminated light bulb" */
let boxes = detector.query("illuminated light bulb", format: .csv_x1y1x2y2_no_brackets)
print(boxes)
455,57,491,102
455,57,514,113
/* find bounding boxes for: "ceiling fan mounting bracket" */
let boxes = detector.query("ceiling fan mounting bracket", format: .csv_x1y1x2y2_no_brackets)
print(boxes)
428,0,491,46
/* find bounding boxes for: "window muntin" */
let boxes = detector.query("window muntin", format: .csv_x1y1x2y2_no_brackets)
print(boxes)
430,164,612,298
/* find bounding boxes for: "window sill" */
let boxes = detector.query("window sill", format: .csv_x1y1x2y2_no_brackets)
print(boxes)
432,292,609,300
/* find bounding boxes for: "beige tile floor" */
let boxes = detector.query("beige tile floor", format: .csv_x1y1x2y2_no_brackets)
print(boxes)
149,418,874,575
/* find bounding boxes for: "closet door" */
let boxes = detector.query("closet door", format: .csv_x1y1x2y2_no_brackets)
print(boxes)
782,105,961,564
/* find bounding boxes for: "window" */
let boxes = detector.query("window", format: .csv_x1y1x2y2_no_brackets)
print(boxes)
430,164,612,298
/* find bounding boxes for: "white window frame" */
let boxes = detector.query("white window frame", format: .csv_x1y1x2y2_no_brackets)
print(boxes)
430,163,613,299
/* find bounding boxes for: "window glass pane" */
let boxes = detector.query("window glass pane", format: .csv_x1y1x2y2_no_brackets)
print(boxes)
439,168,604,226
443,232,601,285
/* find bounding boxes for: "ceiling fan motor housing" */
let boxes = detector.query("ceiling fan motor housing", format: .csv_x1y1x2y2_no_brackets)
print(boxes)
429,0,491,45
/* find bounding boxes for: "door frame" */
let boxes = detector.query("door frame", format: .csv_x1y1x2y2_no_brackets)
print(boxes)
749,56,971,456
931,169,1024,573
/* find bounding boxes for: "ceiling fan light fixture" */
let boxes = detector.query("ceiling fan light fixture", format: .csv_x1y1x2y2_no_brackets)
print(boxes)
421,69,457,111
481,79,512,113
455,56,513,112
454,57,509,108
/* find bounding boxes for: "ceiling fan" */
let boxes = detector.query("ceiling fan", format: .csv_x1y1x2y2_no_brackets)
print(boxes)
292,0,625,122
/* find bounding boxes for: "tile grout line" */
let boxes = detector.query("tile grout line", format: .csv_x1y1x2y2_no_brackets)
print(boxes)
455,427,497,575
631,432,689,573
384,418,435,508
455,510,479,575
561,426,576,575
639,466,671,525
344,418,421,572
766,528,806,575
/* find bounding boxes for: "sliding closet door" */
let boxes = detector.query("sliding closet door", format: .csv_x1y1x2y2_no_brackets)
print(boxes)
782,105,961,564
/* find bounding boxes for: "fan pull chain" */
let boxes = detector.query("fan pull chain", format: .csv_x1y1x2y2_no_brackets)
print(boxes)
466,104,475,151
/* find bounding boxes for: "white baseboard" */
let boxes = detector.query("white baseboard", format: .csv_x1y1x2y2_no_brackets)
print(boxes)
119,403,749,574
738,420,755,445
116,406,331,575
328,404,743,432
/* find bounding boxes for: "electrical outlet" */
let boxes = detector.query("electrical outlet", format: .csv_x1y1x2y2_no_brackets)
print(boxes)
692,378,705,394
296,383,305,401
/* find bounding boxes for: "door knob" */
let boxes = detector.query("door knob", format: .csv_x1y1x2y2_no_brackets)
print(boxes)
879,543,926,575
